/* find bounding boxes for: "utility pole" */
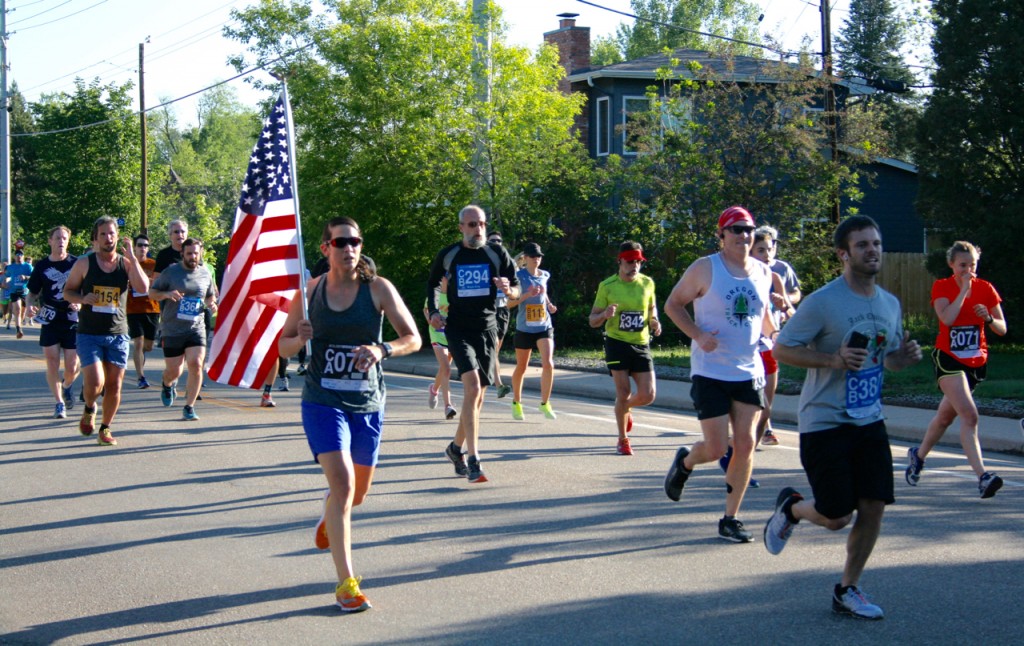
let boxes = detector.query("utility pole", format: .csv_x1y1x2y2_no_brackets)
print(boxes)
470,0,491,201
821,0,840,223
139,41,148,236
1,0,10,262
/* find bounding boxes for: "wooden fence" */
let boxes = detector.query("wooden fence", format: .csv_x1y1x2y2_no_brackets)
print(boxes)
877,252,932,316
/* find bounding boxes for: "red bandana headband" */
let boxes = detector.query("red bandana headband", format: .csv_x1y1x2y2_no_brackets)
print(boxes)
619,249,647,262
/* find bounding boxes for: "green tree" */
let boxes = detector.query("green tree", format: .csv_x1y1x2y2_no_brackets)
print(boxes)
14,79,140,253
591,34,624,66
616,0,763,60
836,0,920,161
225,0,596,309
917,0,1024,335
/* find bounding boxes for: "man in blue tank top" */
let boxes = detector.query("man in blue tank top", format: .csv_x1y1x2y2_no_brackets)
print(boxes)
663,206,776,543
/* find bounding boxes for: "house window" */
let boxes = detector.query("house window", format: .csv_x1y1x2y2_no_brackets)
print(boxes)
596,97,610,157
622,96,651,156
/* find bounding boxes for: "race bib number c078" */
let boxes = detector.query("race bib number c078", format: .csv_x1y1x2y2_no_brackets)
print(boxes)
320,344,372,392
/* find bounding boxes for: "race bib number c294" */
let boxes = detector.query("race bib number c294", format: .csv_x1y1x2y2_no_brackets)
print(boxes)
455,263,491,298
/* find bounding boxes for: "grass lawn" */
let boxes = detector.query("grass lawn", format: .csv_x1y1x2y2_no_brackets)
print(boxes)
554,343,1024,403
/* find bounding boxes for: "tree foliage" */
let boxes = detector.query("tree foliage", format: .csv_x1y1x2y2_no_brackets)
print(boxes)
13,79,140,254
917,0,1024,336
615,0,764,60
836,0,921,161
224,0,595,309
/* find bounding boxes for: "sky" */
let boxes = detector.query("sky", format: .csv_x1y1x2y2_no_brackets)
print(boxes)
5,0,879,126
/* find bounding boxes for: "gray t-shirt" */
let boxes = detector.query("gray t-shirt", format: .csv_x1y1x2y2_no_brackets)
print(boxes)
776,276,903,433
151,263,215,338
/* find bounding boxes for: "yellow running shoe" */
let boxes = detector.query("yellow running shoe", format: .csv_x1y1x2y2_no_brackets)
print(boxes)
97,426,117,446
539,402,557,420
511,402,524,421
336,576,371,613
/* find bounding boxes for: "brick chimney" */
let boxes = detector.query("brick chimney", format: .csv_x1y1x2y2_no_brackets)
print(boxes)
544,13,591,144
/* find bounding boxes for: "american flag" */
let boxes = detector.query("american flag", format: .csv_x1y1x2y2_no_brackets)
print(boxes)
207,92,302,389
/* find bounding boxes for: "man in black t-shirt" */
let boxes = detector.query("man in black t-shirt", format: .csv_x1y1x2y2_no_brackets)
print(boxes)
27,225,80,420
426,205,523,484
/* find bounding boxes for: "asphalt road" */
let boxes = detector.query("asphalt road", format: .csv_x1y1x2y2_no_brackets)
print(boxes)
2,336,1023,645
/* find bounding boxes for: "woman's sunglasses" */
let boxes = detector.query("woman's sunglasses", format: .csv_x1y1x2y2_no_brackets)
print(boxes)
329,236,363,248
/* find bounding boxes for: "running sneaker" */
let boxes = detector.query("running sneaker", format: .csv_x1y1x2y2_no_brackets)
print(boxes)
97,426,117,446
182,405,200,421
428,383,439,410
905,446,924,486
467,456,488,483
511,401,524,421
539,402,556,420
664,446,692,501
718,516,753,543
719,445,733,473
138,376,150,390
979,472,1003,499
445,442,468,477
278,376,290,392
63,385,75,410
626,411,633,434
314,490,330,550
261,392,276,408
617,437,633,456
496,384,512,399
444,404,458,420
79,406,96,436
761,429,779,446
296,364,307,375
53,402,67,419
16,329,24,339
161,383,175,407
763,487,803,555
335,576,372,613
832,584,884,620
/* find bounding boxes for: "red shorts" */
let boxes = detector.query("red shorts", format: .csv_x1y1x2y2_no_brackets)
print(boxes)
760,349,779,376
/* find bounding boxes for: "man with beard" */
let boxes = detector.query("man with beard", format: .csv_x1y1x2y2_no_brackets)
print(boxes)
63,217,150,445
126,235,160,390
28,225,81,419
426,205,523,484
662,206,776,543
763,215,922,619
149,238,217,421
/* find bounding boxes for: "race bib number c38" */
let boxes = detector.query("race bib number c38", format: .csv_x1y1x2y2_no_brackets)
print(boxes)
845,364,883,419
455,263,491,298
91,285,120,315
320,344,371,392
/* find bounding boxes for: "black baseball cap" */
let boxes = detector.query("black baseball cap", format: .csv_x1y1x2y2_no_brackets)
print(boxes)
523,242,543,257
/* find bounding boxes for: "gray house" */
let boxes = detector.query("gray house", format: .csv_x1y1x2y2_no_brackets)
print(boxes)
541,15,925,252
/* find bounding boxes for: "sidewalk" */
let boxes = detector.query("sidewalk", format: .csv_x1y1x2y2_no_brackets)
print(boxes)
387,351,1024,455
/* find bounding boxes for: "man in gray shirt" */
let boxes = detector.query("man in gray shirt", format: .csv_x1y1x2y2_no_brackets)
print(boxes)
763,216,922,620
149,238,217,421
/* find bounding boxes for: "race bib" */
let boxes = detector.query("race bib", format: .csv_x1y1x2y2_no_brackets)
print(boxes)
455,263,491,298
35,305,56,325
176,296,203,321
949,325,982,360
320,344,371,392
91,285,120,314
618,310,645,332
525,303,547,324
845,364,883,419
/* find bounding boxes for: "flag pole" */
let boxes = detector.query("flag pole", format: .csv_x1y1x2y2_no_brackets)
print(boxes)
280,81,310,326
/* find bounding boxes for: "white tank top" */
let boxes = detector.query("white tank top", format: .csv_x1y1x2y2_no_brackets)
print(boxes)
691,253,772,382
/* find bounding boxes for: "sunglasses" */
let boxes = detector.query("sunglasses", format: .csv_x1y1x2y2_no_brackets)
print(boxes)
725,225,755,235
488,238,502,244
462,221,487,228
329,236,363,248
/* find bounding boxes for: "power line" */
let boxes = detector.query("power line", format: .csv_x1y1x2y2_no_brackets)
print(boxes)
13,0,110,32
8,0,74,26
11,43,313,138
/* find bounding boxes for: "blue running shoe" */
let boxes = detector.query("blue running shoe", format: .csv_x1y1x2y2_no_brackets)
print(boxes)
63,385,75,410
182,405,199,421
161,383,175,407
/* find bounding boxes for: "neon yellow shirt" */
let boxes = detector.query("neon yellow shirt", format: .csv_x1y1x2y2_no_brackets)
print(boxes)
593,273,657,345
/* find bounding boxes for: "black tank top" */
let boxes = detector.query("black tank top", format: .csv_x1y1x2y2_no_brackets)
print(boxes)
78,254,130,336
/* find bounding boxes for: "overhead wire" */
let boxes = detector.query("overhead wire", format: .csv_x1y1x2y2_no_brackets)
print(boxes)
7,0,74,25
12,0,110,32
